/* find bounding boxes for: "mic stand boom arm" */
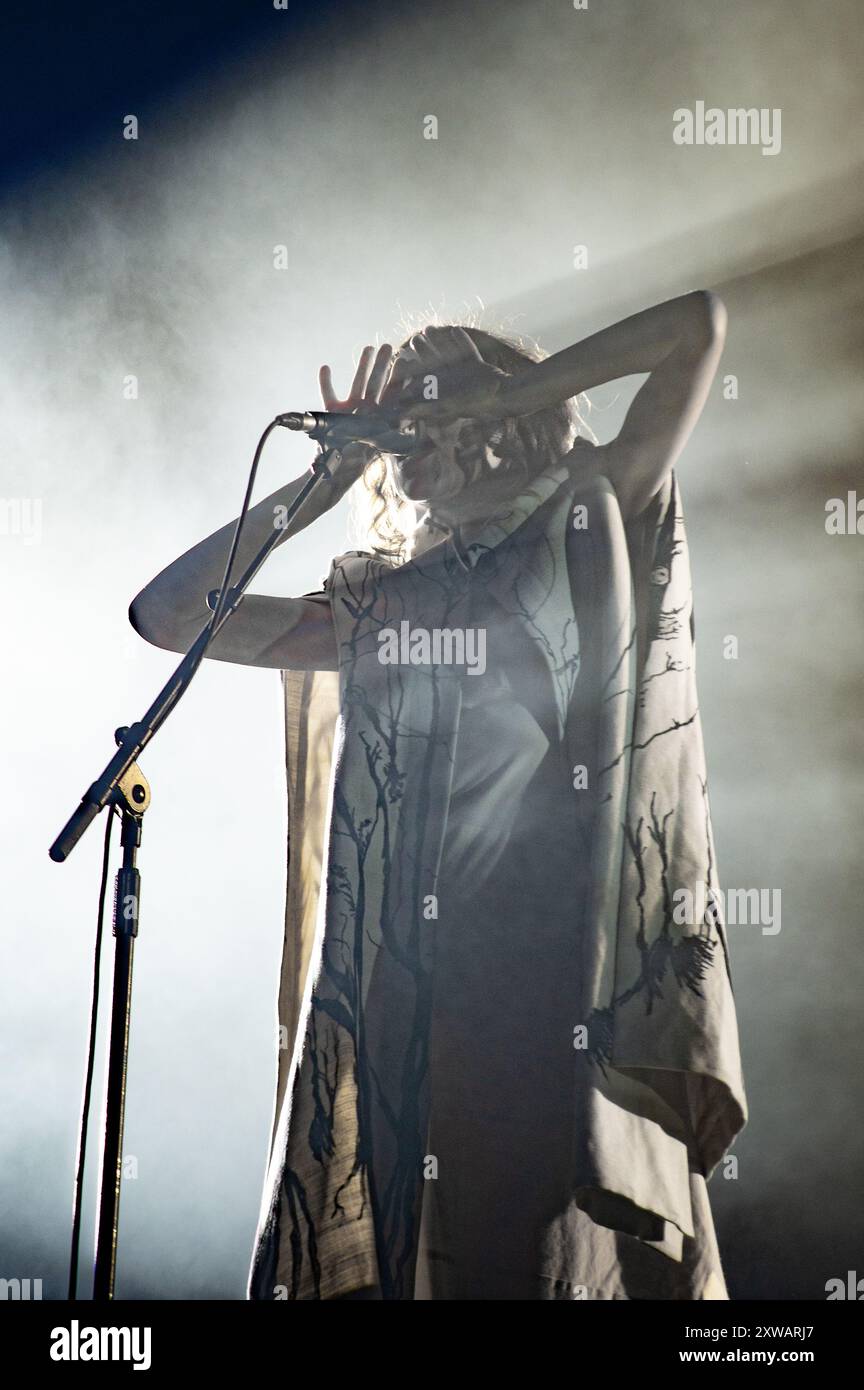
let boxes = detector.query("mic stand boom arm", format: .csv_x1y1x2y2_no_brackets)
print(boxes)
49,444,340,864
49,440,341,1300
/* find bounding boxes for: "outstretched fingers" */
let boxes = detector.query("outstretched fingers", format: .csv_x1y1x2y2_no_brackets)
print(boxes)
425,325,483,364
364,343,394,404
319,363,340,410
347,344,376,406
407,332,441,366
319,343,394,412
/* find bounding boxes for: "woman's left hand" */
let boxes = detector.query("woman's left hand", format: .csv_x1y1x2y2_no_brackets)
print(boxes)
380,326,512,423
318,342,397,480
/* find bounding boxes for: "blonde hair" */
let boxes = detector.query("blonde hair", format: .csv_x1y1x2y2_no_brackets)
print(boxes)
348,314,595,563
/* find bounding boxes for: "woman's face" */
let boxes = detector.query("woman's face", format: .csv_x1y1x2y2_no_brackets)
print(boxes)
384,346,507,508
392,414,495,504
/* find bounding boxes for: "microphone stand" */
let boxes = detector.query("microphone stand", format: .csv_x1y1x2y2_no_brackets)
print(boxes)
49,439,342,1300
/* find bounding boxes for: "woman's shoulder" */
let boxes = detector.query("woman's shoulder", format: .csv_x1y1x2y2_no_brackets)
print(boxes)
316,548,403,593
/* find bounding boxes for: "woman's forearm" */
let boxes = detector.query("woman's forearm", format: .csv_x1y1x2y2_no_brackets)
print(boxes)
129,464,350,650
498,290,726,416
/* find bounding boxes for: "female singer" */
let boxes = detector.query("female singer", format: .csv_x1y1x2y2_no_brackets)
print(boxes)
130,293,747,1300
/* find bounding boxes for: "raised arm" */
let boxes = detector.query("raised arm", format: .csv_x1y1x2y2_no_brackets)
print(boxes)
128,471,344,670
501,290,727,518
391,292,727,522
129,344,394,670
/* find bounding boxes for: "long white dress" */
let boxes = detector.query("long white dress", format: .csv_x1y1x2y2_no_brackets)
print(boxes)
249,457,746,1301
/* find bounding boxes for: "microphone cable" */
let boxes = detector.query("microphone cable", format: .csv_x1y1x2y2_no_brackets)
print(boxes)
66,412,314,1296
68,803,120,1299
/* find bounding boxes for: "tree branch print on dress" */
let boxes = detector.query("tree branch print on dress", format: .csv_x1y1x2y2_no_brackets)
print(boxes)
248,463,747,1300
577,473,744,1187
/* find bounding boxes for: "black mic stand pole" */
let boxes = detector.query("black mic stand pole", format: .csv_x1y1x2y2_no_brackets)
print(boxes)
50,439,342,1300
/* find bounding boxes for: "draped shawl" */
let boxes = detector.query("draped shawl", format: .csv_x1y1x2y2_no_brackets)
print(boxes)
247,448,747,1300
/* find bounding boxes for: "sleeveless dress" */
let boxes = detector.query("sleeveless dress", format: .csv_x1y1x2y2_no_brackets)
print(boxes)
413,576,574,1298
411,549,728,1300
254,460,744,1302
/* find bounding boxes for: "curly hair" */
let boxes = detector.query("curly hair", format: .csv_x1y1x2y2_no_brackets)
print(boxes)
348,317,595,564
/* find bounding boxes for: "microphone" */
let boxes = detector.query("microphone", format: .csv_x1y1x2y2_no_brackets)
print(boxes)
275,410,417,457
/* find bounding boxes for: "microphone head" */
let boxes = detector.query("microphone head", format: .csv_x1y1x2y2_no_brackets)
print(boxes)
274,412,317,431
323,415,419,457
274,410,420,458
